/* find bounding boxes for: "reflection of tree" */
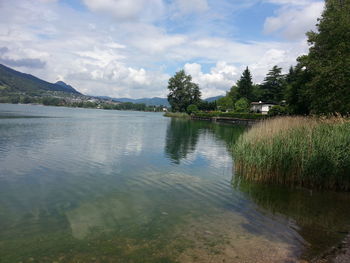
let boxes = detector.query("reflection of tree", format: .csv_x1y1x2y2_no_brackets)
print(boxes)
211,124,245,150
165,119,202,164
233,179,350,259
165,119,245,164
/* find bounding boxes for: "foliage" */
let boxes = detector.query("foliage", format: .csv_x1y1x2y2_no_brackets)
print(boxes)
251,84,263,102
167,70,201,112
42,97,62,106
233,116,350,190
216,96,234,111
10,95,20,104
304,0,350,114
21,96,32,104
260,65,285,103
186,104,198,114
284,60,312,115
268,105,288,116
197,100,216,111
234,98,250,113
235,67,254,101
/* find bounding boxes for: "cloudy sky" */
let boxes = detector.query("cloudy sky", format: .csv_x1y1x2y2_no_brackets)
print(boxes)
0,0,323,98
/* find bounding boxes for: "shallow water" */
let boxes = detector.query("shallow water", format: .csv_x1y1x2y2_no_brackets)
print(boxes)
0,103,349,263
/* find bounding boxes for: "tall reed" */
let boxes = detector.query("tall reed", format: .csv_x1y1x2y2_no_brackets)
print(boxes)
233,116,350,190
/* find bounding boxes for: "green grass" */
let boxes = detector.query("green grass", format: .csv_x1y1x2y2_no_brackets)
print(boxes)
233,116,350,190
164,112,190,118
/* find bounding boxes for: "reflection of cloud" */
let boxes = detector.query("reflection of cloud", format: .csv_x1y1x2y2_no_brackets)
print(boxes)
187,131,232,169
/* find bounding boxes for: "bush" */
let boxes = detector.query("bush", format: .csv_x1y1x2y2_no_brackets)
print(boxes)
234,98,250,113
268,105,288,116
186,104,199,114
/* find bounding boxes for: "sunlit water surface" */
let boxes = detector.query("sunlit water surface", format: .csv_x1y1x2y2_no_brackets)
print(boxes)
0,104,349,263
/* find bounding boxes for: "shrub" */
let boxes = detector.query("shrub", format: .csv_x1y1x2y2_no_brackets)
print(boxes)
186,104,199,114
268,105,288,116
234,98,250,113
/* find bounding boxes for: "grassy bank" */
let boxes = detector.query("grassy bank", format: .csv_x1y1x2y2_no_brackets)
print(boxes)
163,112,190,118
233,116,350,190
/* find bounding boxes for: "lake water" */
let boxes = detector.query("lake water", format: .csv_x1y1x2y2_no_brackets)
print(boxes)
0,103,349,263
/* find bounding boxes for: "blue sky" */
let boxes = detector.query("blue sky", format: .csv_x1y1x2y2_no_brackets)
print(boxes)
0,0,324,98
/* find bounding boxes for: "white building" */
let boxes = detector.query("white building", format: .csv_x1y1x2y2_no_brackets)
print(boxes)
251,101,276,115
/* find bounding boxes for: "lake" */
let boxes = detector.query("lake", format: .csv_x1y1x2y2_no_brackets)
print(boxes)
0,103,349,263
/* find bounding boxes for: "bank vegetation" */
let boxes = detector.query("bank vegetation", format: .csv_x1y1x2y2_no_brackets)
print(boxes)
233,116,350,190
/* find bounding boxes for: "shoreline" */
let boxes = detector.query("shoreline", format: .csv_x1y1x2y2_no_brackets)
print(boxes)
310,233,350,263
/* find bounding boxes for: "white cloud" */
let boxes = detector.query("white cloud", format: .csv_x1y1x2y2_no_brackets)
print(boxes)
264,1,324,40
184,62,238,98
82,0,164,21
0,0,318,98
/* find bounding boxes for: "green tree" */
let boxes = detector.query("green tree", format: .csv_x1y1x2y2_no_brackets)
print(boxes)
21,96,32,104
217,96,234,111
260,65,285,103
10,95,20,104
234,98,250,113
251,84,263,102
235,67,254,101
285,58,312,115
305,0,350,114
186,104,199,114
268,105,288,116
197,100,216,111
167,70,201,112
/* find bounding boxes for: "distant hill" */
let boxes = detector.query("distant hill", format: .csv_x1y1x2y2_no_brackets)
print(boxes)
204,96,224,102
0,64,81,95
99,96,224,107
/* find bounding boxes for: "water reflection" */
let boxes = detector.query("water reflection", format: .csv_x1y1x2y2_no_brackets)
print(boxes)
233,179,350,259
1,104,350,262
165,118,244,164
165,119,201,164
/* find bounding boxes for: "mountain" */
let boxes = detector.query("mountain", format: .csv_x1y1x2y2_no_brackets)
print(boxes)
0,64,81,95
111,97,170,107
55,81,80,94
204,96,224,102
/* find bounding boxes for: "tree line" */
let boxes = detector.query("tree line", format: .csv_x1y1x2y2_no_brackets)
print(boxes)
167,0,350,115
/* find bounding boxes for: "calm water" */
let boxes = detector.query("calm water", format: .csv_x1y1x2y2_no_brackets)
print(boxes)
0,104,349,263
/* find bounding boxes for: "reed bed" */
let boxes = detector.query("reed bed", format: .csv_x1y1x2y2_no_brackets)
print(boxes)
233,116,350,190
